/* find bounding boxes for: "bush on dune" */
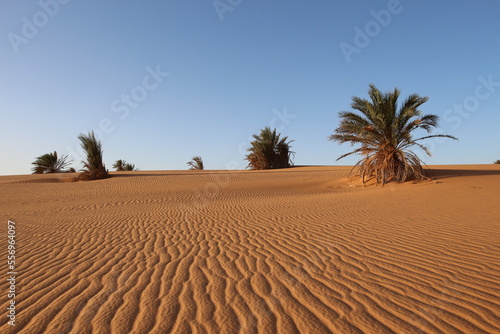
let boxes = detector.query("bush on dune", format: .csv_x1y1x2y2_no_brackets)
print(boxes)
246,127,294,170
72,131,109,181
113,159,138,171
187,156,204,170
31,151,71,174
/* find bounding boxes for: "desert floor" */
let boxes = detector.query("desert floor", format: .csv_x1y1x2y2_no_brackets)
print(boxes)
0,165,499,334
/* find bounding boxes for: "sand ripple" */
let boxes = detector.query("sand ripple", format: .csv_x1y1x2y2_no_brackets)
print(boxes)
1,166,499,333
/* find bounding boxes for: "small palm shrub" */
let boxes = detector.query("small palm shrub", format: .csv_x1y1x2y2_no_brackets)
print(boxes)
73,131,109,181
31,151,71,174
246,127,294,170
187,156,204,170
123,163,137,171
113,159,126,171
113,160,138,171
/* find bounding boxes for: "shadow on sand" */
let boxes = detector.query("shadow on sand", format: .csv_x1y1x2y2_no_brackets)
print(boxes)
425,168,500,180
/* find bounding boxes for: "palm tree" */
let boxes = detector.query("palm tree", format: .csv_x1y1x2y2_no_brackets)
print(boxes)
246,127,294,170
76,131,109,180
123,162,137,171
187,156,204,170
113,160,138,171
329,84,457,185
113,159,125,171
31,151,71,174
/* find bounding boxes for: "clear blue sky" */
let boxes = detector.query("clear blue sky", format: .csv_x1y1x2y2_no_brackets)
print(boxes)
1,0,499,175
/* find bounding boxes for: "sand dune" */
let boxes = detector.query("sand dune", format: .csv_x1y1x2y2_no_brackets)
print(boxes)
1,166,499,333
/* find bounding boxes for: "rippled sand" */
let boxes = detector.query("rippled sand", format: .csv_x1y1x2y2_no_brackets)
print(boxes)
0,165,499,333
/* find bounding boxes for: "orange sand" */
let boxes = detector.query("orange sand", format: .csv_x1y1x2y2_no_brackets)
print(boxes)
0,165,499,333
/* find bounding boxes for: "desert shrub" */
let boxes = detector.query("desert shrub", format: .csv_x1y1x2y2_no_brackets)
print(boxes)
31,151,71,174
187,156,204,170
113,160,137,171
245,127,294,170
72,131,109,181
